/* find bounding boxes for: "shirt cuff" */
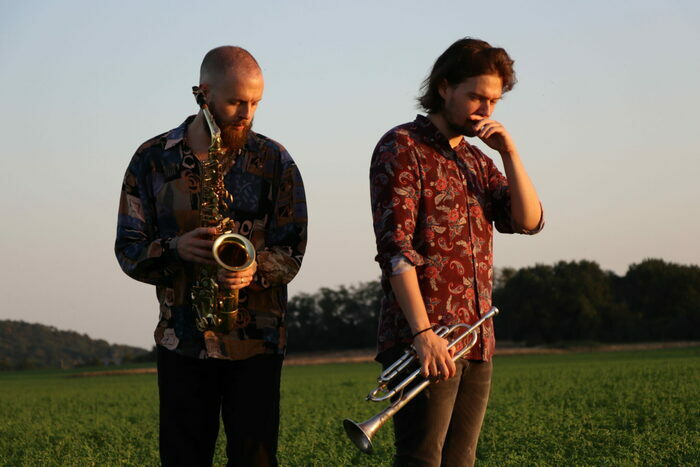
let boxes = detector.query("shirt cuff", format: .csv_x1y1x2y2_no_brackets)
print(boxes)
376,248,426,275
515,202,545,235
162,236,183,262
390,254,416,276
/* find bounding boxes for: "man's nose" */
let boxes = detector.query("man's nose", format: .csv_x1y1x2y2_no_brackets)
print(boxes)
476,100,491,116
238,102,253,120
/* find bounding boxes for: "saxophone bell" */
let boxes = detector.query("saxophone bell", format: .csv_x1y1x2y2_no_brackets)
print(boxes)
213,233,256,272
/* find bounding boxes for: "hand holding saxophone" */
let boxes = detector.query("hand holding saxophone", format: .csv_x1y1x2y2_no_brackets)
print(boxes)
413,330,456,381
218,260,257,290
176,227,218,265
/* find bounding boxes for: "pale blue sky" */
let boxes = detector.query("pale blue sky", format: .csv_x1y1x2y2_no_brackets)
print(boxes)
1,0,698,348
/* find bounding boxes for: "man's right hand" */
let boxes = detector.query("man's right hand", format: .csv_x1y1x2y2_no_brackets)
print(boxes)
413,330,457,381
176,227,217,265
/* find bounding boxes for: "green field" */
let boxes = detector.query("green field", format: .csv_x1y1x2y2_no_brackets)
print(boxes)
0,347,698,466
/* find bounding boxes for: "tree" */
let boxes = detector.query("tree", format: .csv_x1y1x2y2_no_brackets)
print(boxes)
286,281,382,352
494,260,626,344
620,259,700,340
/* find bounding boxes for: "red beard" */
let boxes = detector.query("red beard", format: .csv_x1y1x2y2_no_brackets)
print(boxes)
208,100,252,152
220,121,252,152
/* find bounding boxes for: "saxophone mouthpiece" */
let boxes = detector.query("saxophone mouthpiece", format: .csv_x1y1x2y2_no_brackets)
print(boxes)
192,86,206,107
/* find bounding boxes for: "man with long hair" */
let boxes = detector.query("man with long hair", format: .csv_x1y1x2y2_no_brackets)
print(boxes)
369,38,543,466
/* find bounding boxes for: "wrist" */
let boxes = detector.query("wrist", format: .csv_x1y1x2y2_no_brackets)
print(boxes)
499,148,520,161
163,236,183,262
412,326,433,338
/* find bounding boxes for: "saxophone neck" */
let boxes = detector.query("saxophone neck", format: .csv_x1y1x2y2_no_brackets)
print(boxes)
192,86,224,156
202,108,223,153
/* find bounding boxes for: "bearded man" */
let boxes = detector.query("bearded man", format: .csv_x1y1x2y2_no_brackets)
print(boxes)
369,38,543,466
116,46,307,466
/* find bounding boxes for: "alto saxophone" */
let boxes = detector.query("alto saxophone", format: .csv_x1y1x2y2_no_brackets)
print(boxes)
190,86,256,334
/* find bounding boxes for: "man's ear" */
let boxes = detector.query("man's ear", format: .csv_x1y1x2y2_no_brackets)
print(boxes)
198,83,210,98
437,79,449,100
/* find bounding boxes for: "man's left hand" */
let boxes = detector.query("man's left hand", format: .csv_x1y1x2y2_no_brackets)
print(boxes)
473,119,517,155
217,260,258,290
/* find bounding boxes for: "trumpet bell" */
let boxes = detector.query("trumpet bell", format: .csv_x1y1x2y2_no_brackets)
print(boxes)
343,418,374,454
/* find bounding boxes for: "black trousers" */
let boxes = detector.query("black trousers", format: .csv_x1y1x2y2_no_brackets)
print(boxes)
157,346,283,467
379,347,493,467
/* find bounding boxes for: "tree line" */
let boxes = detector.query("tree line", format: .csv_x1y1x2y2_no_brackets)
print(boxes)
4,258,697,369
286,258,700,352
0,321,149,371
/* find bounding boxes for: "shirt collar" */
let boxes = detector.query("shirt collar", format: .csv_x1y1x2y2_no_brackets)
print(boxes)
163,115,195,150
163,115,260,153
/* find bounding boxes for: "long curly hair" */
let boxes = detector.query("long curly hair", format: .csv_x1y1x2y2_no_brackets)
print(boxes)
418,38,516,114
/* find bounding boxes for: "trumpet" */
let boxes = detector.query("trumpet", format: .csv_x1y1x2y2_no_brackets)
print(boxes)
342,306,499,454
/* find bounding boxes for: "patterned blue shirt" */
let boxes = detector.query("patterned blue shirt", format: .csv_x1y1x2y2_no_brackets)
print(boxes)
116,116,307,360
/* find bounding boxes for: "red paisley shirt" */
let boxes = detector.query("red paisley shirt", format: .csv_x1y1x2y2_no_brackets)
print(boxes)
370,115,543,361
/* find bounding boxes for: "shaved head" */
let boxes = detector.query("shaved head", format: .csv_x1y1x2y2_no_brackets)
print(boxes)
199,46,262,88
196,46,264,152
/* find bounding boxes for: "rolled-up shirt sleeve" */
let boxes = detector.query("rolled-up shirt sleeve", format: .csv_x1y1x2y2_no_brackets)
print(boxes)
370,132,427,274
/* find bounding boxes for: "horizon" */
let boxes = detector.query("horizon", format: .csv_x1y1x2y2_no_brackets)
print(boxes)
2,255,694,349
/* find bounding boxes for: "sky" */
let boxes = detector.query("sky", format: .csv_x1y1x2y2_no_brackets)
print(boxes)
1,0,698,349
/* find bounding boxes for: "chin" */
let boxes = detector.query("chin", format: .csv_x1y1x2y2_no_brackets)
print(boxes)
221,125,251,152
453,124,477,138
446,117,477,138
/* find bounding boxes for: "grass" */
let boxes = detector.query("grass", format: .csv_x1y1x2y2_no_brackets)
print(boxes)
480,349,699,466
0,347,697,466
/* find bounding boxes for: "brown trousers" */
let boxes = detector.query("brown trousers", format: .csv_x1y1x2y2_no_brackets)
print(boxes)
379,348,493,467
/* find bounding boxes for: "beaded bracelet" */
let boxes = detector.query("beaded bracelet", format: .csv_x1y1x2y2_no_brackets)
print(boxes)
412,326,432,338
